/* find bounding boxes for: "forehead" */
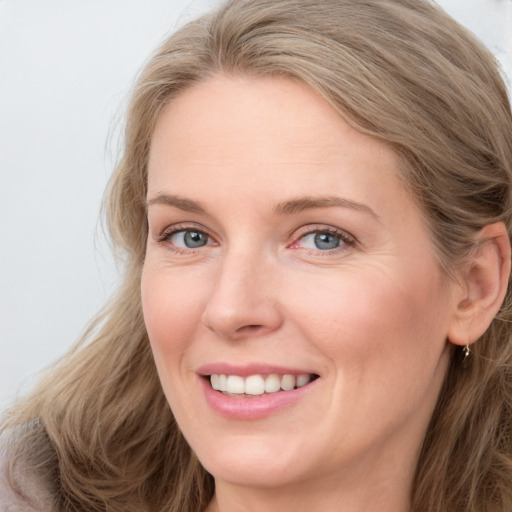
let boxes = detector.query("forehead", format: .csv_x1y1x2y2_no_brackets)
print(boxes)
147,74,411,221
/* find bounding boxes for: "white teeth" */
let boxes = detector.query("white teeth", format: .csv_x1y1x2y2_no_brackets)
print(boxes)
218,374,227,392
211,374,220,390
296,374,311,388
226,375,245,394
244,375,265,395
209,373,314,395
264,373,281,393
280,374,295,391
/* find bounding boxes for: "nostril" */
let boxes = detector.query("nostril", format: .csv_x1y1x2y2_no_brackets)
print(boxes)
236,324,264,334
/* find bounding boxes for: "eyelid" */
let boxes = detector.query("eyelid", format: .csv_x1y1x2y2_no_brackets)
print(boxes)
156,222,215,244
154,222,356,252
289,224,357,250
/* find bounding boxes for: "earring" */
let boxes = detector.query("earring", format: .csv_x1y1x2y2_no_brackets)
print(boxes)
463,344,471,360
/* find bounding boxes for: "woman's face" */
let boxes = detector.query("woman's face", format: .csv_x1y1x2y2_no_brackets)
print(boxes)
142,75,460,490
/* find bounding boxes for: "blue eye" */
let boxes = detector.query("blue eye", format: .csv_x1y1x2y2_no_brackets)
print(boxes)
170,230,210,248
313,232,341,250
295,229,351,251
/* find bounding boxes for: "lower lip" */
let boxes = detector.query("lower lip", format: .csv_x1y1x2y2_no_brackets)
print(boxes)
200,377,318,420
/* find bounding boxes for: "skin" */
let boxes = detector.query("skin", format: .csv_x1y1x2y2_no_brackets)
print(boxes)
142,75,467,512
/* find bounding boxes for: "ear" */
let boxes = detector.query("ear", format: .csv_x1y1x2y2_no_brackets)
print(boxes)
447,222,511,347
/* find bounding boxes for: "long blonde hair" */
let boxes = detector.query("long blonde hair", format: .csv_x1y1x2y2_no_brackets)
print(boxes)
3,1,512,511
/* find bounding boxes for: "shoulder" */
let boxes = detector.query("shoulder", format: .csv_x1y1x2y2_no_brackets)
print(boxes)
0,429,58,512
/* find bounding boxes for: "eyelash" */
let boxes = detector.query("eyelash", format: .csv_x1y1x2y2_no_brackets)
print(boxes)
289,225,356,254
157,223,215,253
156,223,357,254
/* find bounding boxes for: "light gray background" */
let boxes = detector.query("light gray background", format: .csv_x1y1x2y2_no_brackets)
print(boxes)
1,0,511,409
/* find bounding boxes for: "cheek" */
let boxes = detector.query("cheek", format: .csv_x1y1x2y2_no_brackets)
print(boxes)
286,266,452,449
141,265,207,375
140,264,216,438
286,264,451,386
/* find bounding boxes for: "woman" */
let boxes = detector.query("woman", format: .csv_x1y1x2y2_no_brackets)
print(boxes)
2,0,512,511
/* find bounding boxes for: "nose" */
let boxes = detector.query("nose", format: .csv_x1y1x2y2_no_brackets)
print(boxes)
201,249,284,341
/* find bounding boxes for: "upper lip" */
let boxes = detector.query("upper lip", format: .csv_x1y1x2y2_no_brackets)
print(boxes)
196,363,319,377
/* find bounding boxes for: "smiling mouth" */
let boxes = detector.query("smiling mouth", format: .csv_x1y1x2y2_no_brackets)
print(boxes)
208,373,319,396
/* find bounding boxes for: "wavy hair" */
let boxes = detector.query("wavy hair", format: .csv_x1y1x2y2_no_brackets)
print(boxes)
3,1,512,511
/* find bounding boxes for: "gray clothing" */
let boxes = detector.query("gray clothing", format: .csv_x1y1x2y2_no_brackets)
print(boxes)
0,432,57,512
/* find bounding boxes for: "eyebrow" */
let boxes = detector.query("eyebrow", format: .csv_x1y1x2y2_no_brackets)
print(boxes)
273,196,379,218
146,194,207,214
146,193,378,219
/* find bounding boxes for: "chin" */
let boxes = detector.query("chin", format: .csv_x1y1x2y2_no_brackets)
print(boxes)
194,435,308,488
